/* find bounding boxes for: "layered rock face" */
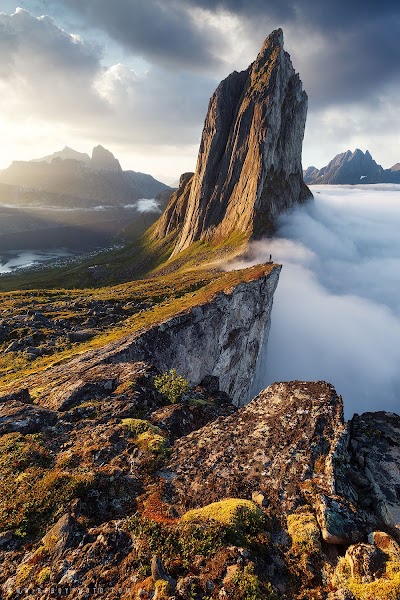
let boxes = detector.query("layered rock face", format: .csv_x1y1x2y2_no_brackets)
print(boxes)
10,265,280,410
153,29,311,255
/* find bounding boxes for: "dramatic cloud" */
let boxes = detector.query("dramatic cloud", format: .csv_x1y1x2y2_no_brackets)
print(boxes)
0,7,216,178
229,185,400,417
60,0,400,108
1,1,399,176
61,0,227,70
0,8,105,117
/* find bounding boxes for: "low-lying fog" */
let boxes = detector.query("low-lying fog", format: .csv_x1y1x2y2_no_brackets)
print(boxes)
235,184,400,417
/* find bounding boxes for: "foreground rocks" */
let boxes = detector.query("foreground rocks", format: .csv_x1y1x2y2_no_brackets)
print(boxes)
167,381,344,512
0,377,399,599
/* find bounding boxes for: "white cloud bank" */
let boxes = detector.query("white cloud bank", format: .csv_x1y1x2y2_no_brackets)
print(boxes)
231,184,400,417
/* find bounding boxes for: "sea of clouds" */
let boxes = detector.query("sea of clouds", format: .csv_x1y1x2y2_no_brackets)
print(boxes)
231,184,400,417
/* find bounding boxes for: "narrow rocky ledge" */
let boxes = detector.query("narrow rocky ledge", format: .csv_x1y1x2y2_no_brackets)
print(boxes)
6,264,280,410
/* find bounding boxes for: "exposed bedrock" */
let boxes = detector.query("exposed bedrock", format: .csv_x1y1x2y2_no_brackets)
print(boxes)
10,265,280,411
152,28,311,254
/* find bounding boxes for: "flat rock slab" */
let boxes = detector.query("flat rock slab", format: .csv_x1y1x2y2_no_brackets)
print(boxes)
168,380,344,512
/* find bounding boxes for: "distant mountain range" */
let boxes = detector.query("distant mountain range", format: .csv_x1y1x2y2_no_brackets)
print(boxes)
304,149,400,185
0,145,170,208
0,146,174,253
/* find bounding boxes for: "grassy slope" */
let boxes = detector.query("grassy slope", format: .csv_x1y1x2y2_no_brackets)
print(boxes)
0,227,276,393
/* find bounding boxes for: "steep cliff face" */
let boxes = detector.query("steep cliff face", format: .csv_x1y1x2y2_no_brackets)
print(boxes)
10,265,280,410
153,28,311,255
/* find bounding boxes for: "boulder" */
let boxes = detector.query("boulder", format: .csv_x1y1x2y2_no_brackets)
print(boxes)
0,400,57,435
313,494,369,545
344,543,386,583
368,531,400,556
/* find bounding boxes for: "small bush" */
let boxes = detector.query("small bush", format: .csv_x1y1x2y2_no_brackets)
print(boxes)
287,512,321,554
125,514,226,570
154,369,189,404
122,419,169,467
231,565,276,600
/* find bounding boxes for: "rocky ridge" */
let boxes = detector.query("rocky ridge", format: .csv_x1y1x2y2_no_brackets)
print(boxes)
0,259,399,598
0,146,169,209
1,264,280,409
153,29,311,255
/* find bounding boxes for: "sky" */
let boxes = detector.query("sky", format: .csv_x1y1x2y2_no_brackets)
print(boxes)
228,184,400,418
0,1,399,183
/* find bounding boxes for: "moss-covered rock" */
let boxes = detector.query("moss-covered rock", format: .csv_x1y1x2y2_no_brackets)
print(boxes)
182,498,264,530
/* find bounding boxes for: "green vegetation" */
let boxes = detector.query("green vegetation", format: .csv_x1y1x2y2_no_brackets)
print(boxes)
122,418,163,437
333,554,400,600
154,369,189,404
231,565,276,600
122,419,169,468
0,432,94,537
0,227,247,293
182,499,264,531
287,511,321,553
125,514,226,571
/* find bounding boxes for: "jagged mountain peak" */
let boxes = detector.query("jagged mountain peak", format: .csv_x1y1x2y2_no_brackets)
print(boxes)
152,28,311,256
32,146,91,164
303,149,388,185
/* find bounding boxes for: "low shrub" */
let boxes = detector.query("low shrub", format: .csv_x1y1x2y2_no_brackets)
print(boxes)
154,369,189,404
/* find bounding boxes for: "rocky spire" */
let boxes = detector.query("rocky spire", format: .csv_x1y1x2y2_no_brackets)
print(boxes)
152,28,311,255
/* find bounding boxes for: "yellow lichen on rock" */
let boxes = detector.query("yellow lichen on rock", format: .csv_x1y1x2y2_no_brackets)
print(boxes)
333,550,400,599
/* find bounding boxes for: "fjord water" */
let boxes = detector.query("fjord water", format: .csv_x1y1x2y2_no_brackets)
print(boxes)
0,199,161,272
244,185,400,416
